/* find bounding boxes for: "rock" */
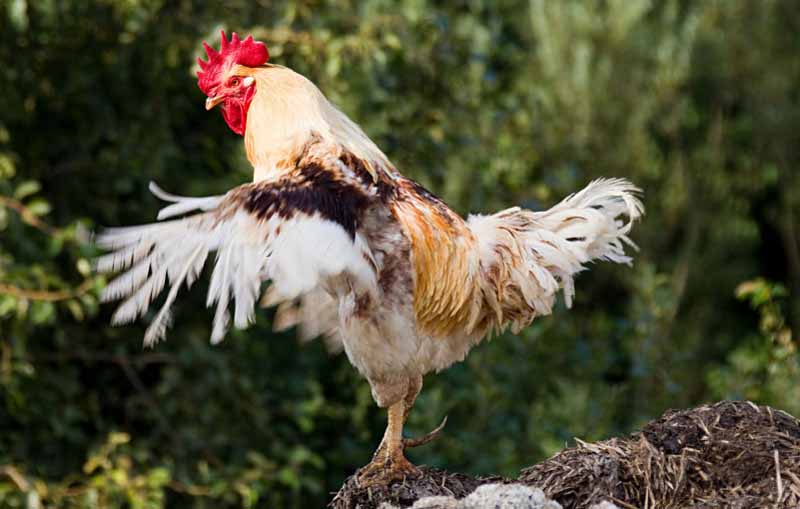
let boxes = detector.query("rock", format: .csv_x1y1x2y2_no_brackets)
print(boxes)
461,484,561,509
588,503,620,509
377,483,563,509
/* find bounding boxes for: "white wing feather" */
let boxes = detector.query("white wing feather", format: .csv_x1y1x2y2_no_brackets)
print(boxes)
96,183,375,346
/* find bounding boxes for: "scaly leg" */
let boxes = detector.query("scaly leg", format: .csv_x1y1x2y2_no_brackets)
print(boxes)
356,376,447,486
356,400,419,486
403,374,423,421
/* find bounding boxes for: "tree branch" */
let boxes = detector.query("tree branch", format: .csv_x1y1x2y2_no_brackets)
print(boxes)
0,195,58,235
0,465,30,492
0,279,93,302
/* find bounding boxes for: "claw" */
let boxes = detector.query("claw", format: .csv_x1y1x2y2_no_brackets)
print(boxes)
356,451,420,487
403,415,448,448
355,404,443,487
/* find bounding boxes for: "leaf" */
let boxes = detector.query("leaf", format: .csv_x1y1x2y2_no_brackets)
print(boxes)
66,299,85,321
277,467,300,490
0,295,16,317
146,467,170,488
26,199,51,217
76,259,91,277
109,432,131,446
29,301,55,325
0,154,15,178
14,180,41,200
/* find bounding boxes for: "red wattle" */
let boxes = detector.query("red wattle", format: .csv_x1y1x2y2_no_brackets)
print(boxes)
220,86,256,136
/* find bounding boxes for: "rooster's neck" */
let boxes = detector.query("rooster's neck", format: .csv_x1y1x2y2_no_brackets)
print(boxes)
244,66,393,182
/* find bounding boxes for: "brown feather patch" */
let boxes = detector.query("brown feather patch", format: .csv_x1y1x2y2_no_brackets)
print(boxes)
391,178,482,337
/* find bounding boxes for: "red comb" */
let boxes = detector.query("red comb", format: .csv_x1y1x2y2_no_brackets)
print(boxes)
197,30,269,95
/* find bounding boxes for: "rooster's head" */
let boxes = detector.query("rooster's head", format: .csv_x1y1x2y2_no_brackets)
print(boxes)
197,31,269,136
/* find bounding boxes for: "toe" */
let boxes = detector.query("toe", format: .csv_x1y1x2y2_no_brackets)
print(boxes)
355,453,420,487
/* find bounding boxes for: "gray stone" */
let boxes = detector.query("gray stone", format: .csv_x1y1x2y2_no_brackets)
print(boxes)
588,502,621,509
378,483,563,509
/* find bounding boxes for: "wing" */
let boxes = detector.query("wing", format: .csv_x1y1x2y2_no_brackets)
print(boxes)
264,285,344,352
95,177,377,347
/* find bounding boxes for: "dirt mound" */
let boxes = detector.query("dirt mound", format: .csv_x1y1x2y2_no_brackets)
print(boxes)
331,401,800,508
522,400,800,508
330,467,506,509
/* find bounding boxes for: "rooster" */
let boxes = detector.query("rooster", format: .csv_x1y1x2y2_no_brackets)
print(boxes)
96,31,643,484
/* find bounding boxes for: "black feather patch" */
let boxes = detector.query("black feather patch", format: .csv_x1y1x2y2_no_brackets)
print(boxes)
239,149,374,239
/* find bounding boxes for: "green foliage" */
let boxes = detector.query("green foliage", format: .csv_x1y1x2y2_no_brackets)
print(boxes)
709,279,798,415
0,0,798,506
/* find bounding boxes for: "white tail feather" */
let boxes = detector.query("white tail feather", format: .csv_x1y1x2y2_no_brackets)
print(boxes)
468,178,643,333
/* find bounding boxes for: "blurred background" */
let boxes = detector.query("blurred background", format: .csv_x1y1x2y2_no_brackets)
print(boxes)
0,0,798,507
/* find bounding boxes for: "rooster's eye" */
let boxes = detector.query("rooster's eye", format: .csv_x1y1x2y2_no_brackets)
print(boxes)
229,77,240,87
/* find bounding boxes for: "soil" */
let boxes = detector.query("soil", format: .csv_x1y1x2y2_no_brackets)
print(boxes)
330,466,508,508
330,401,800,508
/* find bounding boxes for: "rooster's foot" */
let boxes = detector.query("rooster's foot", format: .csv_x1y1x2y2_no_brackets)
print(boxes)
355,449,420,487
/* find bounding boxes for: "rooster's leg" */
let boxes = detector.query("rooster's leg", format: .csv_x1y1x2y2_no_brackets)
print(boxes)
403,374,422,420
356,400,419,486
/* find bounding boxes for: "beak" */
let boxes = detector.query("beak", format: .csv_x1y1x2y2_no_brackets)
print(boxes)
205,96,224,110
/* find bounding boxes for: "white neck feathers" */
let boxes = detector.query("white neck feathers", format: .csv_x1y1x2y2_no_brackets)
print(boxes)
244,66,391,181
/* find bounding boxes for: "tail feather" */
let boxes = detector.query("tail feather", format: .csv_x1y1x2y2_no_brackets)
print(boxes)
467,178,643,334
